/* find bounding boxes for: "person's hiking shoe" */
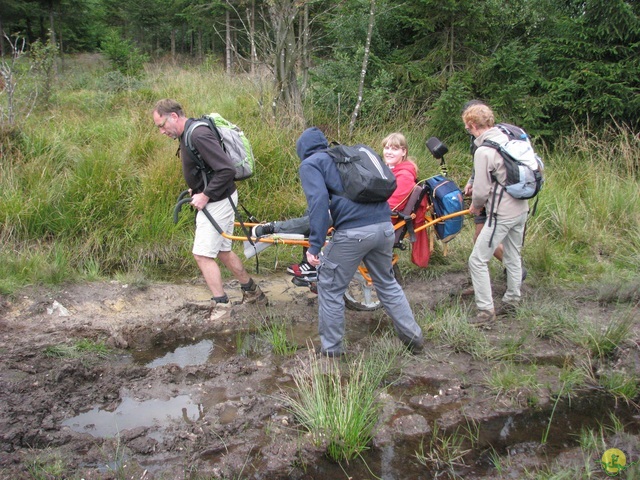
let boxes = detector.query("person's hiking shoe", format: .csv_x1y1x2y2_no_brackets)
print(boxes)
404,340,424,355
287,260,317,278
291,276,319,294
316,348,344,358
241,284,268,305
460,285,475,297
209,299,233,322
496,302,518,317
468,309,496,327
251,222,275,238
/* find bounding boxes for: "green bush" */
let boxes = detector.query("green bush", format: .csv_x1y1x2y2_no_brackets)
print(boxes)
99,30,149,78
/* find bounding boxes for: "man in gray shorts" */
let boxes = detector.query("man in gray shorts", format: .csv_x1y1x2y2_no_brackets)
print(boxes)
153,99,267,320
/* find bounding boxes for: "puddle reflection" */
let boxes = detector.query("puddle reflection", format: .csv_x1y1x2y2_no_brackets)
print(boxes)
133,337,237,368
62,395,202,437
145,339,214,368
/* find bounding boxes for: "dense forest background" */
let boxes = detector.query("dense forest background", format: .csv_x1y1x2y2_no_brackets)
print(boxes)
1,0,639,292
2,0,639,141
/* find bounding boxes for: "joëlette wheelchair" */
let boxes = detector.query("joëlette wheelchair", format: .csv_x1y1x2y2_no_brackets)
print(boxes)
173,137,469,311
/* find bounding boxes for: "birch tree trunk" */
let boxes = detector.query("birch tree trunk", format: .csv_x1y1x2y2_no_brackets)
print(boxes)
349,0,375,136
267,0,303,127
301,2,309,93
247,0,257,75
225,9,232,74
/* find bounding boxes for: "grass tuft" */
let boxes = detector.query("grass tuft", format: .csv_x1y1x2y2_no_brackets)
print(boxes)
571,312,633,359
282,341,402,462
43,338,112,358
484,362,540,405
415,420,477,476
420,302,497,360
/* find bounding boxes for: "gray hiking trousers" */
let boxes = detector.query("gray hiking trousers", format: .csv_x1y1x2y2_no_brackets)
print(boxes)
316,221,423,355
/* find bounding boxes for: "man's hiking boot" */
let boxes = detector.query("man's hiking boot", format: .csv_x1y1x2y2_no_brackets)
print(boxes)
209,299,233,322
460,285,475,297
252,222,275,238
316,347,344,358
241,284,268,305
468,309,496,328
287,260,317,278
404,340,424,355
496,301,518,317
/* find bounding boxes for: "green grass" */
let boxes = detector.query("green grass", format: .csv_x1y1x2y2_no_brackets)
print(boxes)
484,362,541,404
258,317,298,356
0,55,638,296
415,419,479,476
597,370,639,405
282,340,402,462
420,302,497,360
520,294,579,342
24,450,67,480
43,338,112,358
570,311,634,359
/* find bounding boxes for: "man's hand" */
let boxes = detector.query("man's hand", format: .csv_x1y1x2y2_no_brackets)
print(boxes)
306,251,321,267
190,192,210,210
469,204,481,215
463,183,473,196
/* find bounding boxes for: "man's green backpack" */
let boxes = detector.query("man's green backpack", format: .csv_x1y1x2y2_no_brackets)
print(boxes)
184,113,255,181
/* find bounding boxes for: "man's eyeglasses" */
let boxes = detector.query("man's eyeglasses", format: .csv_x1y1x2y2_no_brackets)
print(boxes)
156,116,169,129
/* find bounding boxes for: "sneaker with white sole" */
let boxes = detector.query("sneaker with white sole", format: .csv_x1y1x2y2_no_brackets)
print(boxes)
251,222,275,238
287,261,317,278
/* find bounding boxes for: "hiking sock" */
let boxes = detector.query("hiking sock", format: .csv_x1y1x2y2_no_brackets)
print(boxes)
211,294,230,304
241,278,256,292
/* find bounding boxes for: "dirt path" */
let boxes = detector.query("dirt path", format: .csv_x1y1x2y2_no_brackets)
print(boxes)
0,272,638,479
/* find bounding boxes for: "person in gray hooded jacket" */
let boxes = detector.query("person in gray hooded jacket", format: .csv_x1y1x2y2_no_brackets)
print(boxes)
297,127,424,357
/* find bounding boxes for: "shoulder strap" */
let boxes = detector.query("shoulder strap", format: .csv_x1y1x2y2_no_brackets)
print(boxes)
184,120,209,158
481,139,501,150
184,120,213,185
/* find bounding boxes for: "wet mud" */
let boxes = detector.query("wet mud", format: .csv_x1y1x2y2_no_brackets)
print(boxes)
0,272,638,479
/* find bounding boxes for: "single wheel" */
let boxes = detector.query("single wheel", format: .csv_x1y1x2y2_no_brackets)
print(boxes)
393,263,404,286
344,271,382,311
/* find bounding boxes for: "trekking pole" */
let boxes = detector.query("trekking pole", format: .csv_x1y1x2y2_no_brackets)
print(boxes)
173,196,224,234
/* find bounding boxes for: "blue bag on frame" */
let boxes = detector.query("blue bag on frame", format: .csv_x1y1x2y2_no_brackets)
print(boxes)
425,175,464,243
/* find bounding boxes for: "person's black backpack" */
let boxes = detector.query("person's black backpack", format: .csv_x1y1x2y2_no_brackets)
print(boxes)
326,144,397,203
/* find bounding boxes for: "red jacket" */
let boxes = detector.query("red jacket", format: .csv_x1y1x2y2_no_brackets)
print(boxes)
388,161,417,212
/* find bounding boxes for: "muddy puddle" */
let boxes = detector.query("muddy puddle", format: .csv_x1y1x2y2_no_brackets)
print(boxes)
1,275,638,478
